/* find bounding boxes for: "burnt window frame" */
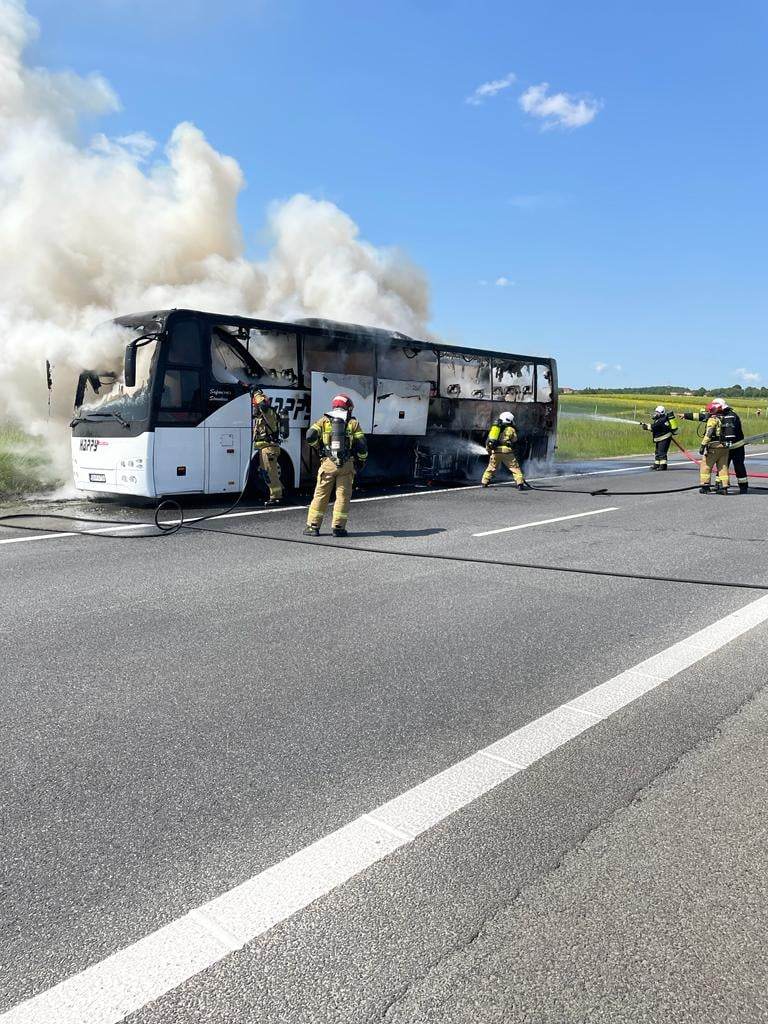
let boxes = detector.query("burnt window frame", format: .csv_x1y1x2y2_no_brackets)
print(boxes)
300,330,377,388
438,350,492,400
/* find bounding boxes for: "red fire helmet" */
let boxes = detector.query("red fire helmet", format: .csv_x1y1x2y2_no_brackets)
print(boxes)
331,394,354,411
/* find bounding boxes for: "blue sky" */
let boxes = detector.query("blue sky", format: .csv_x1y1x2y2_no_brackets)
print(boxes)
26,0,768,388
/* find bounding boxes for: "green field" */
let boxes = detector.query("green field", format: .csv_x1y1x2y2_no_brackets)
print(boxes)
0,425,58,497
557,393,768,460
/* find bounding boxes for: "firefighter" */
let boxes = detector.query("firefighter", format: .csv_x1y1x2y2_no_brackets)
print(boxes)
303,394,368,537
698,400,730,494
720,399,749,494
251,389,286,506
639,405,678,470
481,411,531,490
684,399,749,493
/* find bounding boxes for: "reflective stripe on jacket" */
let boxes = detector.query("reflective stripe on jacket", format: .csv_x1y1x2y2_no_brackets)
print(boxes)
252,407,281,448
307,415,368,463
648,414,675,441
702,415,725,448
487,423,518,450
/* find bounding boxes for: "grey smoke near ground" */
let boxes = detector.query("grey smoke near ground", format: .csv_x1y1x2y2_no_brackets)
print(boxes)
0,0,431,475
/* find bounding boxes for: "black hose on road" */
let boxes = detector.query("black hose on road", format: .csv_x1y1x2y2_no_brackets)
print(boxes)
0,456,263,539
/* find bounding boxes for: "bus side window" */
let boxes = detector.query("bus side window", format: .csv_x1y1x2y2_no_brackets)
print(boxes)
167,320,204,366
378,343,437,384
211,328,257,386
493,361,535,403
158,369,202,424
302,334,375,385
536,364,553,403
439,353,491,399
248,330,299,386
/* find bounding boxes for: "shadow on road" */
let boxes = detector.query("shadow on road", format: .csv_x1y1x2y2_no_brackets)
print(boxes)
344,528,447,539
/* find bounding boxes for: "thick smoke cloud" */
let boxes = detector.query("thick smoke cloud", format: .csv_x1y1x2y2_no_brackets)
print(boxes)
0,0,431,473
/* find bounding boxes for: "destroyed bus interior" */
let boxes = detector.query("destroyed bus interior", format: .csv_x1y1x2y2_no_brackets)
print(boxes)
70,309,557,498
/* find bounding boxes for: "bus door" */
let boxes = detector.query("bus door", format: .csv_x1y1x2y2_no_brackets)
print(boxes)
309,372,374,431
153,320,206,494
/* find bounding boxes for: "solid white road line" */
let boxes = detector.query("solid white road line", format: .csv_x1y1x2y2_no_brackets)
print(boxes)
473,506,620,537
4,593,768,1024
0,465,646,547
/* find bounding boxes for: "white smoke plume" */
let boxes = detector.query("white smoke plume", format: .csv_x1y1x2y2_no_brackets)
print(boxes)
0,0,431,478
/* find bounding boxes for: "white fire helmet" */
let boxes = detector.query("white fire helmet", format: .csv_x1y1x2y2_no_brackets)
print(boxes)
654,405,666,414
499,411,515,424
713,397,728,409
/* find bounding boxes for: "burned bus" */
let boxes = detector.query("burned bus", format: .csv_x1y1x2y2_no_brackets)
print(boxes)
70,308,558,498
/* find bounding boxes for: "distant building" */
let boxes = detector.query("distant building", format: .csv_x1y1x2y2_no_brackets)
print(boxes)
560,386,576,394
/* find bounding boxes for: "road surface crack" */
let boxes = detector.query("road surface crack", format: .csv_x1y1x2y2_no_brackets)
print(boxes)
367,685,767,1023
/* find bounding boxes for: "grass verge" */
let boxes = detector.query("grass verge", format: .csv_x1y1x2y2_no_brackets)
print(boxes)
0,424,60,497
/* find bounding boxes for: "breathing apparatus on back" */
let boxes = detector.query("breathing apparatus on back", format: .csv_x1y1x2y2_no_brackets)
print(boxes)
327,394,354,466
653,405,679,433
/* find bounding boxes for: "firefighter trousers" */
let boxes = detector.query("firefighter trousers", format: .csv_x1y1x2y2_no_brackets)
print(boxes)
307,457,356,528
254,443,283,500
700,447,729,488
654,436,672,467
482,448,525,486
728,446,748,487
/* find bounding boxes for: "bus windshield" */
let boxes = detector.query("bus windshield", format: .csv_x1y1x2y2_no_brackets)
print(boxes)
77,332,158,423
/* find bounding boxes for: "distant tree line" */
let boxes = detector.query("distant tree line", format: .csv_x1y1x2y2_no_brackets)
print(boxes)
568,385,768,398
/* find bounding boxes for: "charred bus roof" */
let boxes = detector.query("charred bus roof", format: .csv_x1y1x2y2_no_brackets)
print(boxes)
108,309,552,366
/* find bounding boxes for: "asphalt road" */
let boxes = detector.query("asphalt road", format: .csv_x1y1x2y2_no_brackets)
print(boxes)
1,453,767,1022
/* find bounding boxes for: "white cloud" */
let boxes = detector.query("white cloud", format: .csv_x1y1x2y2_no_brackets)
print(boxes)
495,276,512,287
466,72,516,106
519,83,602,129
733,368,761,383
595,361,621,374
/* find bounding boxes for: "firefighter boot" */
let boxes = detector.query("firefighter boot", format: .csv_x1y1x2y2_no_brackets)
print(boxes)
715,483,729,495
699,485,711,494
517,481,532,491
303,525,320,537
739,483,749,494
332,526,348,537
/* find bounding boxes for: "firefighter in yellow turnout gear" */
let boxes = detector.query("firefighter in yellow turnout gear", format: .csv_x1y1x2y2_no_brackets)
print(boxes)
251,390,286,505
482,411,531,490
698,400,730,494
303,394,368,537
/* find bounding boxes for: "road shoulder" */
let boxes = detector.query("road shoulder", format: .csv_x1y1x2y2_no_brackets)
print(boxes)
385,683,768,1024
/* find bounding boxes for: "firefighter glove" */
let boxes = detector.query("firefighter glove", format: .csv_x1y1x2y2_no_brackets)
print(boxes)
699,445,706,455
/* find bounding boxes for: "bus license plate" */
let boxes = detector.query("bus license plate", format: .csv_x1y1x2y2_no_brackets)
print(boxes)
89,472,106,483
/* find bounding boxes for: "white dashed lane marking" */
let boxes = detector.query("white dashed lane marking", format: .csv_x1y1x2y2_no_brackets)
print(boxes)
473,506,620,537
4,594,768,1024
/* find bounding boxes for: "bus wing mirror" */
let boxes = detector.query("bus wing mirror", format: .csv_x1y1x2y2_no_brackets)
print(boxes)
74,371,88,409
124,341,137,388
74,370,101,409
